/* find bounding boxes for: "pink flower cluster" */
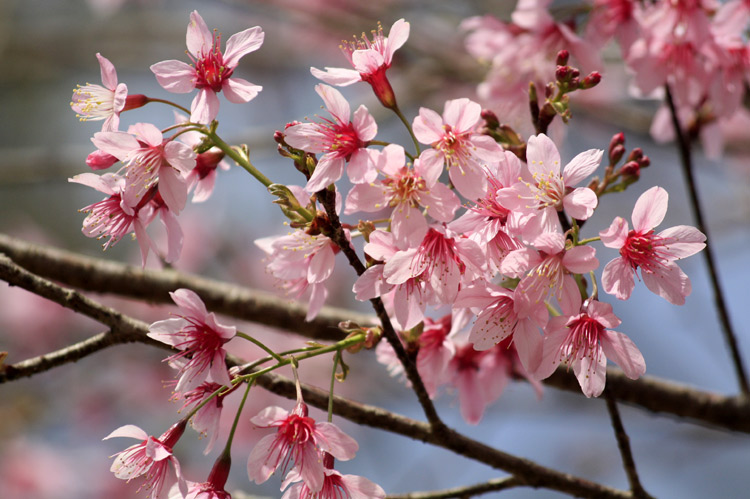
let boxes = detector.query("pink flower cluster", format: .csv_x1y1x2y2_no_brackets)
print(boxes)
70,11,262,265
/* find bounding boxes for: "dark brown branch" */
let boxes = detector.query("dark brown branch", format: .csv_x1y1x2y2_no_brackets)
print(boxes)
386,477,523,498
664,85,750,396
316,188,445,431
604,389,652,499
2,233,750,433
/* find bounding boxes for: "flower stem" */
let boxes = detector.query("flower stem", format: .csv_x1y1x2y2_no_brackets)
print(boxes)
205,130,273,188
665,85,750,396
392,105,421,156
236,331,283,363
224,380,253,452
577,236,601,245
145,97,191,115
328,350,341,423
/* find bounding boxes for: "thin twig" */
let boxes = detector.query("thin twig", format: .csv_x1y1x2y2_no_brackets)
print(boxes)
604,388,652,499
315,188,446,431
2,233,750,433
664,85,750,396
386,476,523,499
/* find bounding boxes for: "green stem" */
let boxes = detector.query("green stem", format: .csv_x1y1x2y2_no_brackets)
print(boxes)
236,331,283,363
224,380,253,451
393,106,421,156
145,97,191,115
206,131,273,187
328,351,341,423
577,236,601,245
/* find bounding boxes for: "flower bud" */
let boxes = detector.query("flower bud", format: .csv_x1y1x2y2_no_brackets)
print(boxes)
556,49,570,66
620,160,640,179
481,109,500,130
609,144,626,166
580,71,602,89
627,147,643,162
122,94,148,112
86,150,118,170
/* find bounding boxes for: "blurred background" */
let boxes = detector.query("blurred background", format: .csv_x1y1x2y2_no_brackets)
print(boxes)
1,0,749,497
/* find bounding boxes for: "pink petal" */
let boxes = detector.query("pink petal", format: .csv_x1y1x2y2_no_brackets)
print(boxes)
159,208,183,263
309,66,362,86
344,183,385,214
223,26,264,68
314,423,358,460
563,187,598,220
307,245,335,283
91,131,139,161
449,162,487,201
470,134,503,162
158,166,189,215
316,84,350,124
305,154,345,193
96,53,118,90
340,474,386,499
562,245,599,274
601,257,636,300
222,77,262,104
170,288,208,319
190,88,219,124
150,60,196,93
526,134,561,177
600,331,646,380
384,19,410,60
632,186,668,232
209,352,231,387
574,350,607,398
250,406,289,427
443,98,481,132
412,107,445,144
658,225,706,259
306,282,328,321
383,248,418,285
600,216,629,249
536,325,568,380
103,424,148,441
422,182,460,222
500,248,540,277
353,265,391,301
352,104,377,141
391,205,428,248
164,141,197,174
351,49,385,74
469,307,513,350
186,11,213,57
514,318,543,373
558,274,582,316
246,433,280,484
393,283,426,330
531,231,565,255
563,148,603,186
642,261,691,305
456,368,486,425
346,147,376,184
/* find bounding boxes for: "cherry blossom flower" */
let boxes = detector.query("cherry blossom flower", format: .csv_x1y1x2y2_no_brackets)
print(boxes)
70,172,184,266
415,315,456,397
412,98,503,200
500,134,602,234
284,84,377,193
445,343,508,424
91,122,196,215
501,231,598,317
281,454,385,499
454,281,546,374
247,401,358,493
170,379,225,455
104,420,187,499
71,53,128,131
384,225,485,308
151,10,264,124
344,144,460,247
148,288,236,392
536,296,645,398
311,19,409,109
584,0,641,54
599,186,706,305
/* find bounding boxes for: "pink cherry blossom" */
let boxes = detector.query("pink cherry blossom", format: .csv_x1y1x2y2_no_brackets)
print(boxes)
454,281,546,374
91,122,196,215
599,186,706,305
536,297,645,398
148,288,236,392
501,134,602,233
345,144,460,247
170,380,226,455
501,231,599,317
70,172,183,266
281,458,385,499
285,84,377,193
150,10,264,124
311,19,409,109
71,53,128,131
445,343,508,424
170,452,231,499
384,225,485,308
412,98,503,200
248,401,358,493
104,420,187,499
415,315,456,398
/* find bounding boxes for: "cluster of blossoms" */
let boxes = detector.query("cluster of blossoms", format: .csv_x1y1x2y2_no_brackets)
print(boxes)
463,0,750,156
68,4,714,498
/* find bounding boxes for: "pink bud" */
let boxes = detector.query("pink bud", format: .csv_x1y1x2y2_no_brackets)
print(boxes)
556,50,570,66
86,150,118,170
122,94,148,112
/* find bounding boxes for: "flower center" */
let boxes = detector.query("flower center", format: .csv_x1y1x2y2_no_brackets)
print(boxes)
194,35,232,92
620,229,668,274
562,315,603,365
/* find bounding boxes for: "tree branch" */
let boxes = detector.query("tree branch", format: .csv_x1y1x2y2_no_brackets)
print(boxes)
604,388,652,499
2,233,750,433
386,477,523,498
664,85,750,396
